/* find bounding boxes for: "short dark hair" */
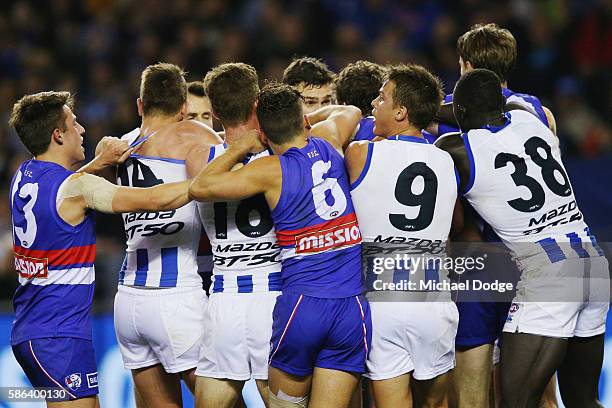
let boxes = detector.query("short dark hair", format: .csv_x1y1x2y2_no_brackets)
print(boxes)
187,81,207,97
457,23,517,83
140,63,187,116
335,60,386,116
9,91,73,156
386,64,444,130
454,69,504,116
282,57,335,87
256,82,304,145
204,63,259,127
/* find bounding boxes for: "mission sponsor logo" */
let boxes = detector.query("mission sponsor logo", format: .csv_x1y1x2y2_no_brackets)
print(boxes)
295,220,361,254
14,253,48,279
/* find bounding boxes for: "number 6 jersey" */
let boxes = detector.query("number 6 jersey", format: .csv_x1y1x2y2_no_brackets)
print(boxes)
117,128,202,288
198,143,282,294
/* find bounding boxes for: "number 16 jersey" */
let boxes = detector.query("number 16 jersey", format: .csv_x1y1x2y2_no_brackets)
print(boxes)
198,144,282,294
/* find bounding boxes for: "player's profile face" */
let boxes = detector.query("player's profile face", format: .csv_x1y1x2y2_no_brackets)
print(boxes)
297,83,334,114
60,105,86,163
186,94,213,128
371,80,395,137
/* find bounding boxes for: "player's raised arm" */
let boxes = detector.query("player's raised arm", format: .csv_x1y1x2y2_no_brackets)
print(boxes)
189,129,281,202
308,104,362,152
79,136,132,173
60,172,191,214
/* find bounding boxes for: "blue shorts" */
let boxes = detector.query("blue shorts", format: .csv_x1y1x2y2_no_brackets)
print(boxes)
12,338,99,400
455,301,511,348
269,293,372,376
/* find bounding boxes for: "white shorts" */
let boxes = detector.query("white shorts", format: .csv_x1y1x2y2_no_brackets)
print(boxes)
504,257,610,338
196,291,280,381
114,285,207,373
364,301,459,381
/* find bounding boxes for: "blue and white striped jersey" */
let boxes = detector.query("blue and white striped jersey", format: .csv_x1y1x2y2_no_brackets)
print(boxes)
197,144,282,294
117,128,202,288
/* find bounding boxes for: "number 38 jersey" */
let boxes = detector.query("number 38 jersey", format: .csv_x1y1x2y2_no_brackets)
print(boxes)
198,143,282,294
462,110,600,265
272,137,363,298
117,128,202,288
350,136,457,296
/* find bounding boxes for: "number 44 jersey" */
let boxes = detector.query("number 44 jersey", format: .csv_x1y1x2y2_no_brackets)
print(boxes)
117,129,202,288
198,144,282,294
462,110,600,266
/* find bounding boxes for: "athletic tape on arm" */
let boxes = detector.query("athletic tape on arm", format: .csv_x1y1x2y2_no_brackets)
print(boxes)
59,173,119,213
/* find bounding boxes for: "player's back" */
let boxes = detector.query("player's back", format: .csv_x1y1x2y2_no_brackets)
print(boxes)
463,110,600,265
117,127,202,287
197,143,282,293
273,137,363,298
351,136,457,298
10,160,96,344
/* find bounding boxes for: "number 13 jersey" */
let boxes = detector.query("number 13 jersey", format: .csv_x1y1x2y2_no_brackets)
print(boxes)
117,128,202,288
198,143,282,294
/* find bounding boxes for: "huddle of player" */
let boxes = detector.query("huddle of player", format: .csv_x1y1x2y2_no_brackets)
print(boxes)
8,22,609,408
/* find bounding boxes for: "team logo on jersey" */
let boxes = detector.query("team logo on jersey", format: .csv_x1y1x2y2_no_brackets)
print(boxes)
295,219,361,254
65,373,82,391
509,303,520,313
14,253,48,279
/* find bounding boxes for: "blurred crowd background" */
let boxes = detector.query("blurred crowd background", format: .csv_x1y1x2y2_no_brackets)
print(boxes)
0,0,610,305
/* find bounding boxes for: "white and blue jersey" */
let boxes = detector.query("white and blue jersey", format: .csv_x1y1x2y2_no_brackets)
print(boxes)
117,128,202,288
10,160,96,345
462,110,602,269
197,143,282,294
273,137,363,298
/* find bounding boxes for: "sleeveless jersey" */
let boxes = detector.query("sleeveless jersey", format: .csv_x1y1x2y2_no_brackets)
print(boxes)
351,136,457,297
438,88,549,136
462,110,601,268
198,143,282,293
117,128,202,288
273,137,363,298
10,160,96,345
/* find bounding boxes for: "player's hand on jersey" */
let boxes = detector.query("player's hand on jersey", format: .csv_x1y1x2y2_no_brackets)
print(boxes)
234,129,266,154
95,136,133,166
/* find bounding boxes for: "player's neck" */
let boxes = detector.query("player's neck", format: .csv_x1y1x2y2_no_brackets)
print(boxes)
140,113,180,138
270,129,309,155
383,123,422,139
223,116,259,144
36,148,79,171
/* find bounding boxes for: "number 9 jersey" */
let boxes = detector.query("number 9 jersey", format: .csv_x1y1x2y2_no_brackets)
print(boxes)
117,129,202,288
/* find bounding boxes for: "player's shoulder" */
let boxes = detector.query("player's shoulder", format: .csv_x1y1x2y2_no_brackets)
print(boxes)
434,131,464,152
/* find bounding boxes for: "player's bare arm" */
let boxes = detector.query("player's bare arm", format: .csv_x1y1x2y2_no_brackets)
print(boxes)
77,136,133,175
308,105,362,152
344,140,371,185
189,130,281,205
57,172,191,225
435,133,471,193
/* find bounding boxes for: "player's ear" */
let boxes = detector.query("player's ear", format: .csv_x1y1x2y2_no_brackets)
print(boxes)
136,98,144,117
453,103,467,129
52,128,63,145
211,108,220,120
180,101,188,118
395,105,408,122
259,129,270,147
